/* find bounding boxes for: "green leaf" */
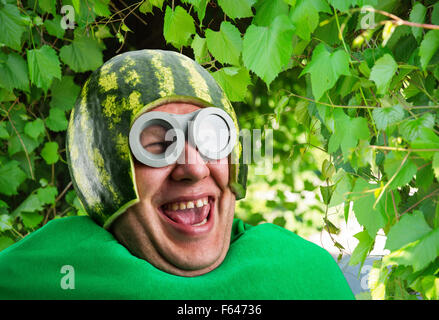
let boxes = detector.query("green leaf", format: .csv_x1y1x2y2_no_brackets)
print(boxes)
419,30,439,70
27,45,62,93
411,127,439,159
321,159,335,180
409,2,426,42
253,0,289,27
139,0,153,14
73,0,96,27
59,33,104,73
432,2,439,25
351,178,387,238
41,141,59,165
327,0,356,12
8,133,40,156
400,113,435,141
93,0,111,17
289,0,331,41
191,34,210,65
416,163,434,191
182,0,208,24
45,107,68,132
0,160,26,196
368,260,390,300
38,0,56,14
385,211,432,251
301,44,350,101
37,186,58,205
0,89,16,102
383,152,417,189
0,236,14,252
349,230,374,268
206,21,242,66
0,52,30,92
242,14,295,86
150,0,165,10
0,214,12,232
323,217,339,234
411,275,439,300
0,4,26,50
372,104,405,131
95,25,112,39
44,15,65,39
24,118,45,140
320,184,335,205
328,109,370,160
273,216,286,227
212,67,251,102
384,228,439,272
50,76,80,111
369,53,398,95
0,122,9,139
217,0,256,19
433,152,439,181
163,6,195,49
21,211,44,229
329,171,353,207
12,194,43,217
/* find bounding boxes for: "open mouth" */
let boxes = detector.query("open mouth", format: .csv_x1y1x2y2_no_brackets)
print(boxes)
158,196,214,233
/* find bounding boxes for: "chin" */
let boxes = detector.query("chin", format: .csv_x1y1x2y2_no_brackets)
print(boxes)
170,239,231,275
158,241,231,277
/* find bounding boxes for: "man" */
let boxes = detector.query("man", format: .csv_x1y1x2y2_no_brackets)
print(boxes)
0,50,354,299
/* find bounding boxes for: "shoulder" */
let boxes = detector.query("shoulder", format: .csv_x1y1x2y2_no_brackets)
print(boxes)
231,220,334,263
227,220,354,299
0,216,112,258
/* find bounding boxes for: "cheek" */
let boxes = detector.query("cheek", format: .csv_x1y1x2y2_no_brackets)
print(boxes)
134,163,169,198
208,158,229,189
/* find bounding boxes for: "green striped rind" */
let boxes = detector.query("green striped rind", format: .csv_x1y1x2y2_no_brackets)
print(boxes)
66,49,247,228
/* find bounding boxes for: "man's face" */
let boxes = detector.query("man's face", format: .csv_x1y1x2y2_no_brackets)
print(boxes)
111,103,236,277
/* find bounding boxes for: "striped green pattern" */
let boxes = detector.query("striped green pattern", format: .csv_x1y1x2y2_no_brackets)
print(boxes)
66,50,247,228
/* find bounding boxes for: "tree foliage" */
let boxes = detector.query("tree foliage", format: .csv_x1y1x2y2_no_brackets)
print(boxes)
0,0,439,300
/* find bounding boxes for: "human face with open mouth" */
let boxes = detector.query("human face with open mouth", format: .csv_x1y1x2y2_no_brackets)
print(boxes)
110,103,236,277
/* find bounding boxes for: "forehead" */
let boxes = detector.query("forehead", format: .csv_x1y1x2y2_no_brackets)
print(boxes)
151,102,201,114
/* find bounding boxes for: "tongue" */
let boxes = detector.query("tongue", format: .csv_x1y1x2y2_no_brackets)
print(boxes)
163,204,210,225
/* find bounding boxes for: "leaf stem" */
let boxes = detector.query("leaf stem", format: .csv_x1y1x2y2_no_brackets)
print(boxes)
7,113,35,180
333,7,351,64
352,7,439,30
369,145,439,152
400,188,439,215
373,152,410,209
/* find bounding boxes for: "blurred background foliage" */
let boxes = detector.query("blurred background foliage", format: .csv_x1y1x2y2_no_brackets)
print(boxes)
1,0,439,299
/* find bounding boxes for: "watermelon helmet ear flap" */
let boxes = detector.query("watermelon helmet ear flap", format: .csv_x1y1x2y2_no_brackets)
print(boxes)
66,49,248,229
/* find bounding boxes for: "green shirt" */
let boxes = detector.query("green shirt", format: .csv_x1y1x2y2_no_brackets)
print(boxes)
0,216,354,299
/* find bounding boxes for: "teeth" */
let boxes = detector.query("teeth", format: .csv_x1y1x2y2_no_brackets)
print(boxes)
192,218,207,227
196,199,204,208
165,197,209,211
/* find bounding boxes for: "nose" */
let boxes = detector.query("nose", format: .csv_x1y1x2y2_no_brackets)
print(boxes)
171,142,210,182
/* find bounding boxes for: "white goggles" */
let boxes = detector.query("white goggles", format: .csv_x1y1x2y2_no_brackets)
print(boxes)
129,107,237,167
